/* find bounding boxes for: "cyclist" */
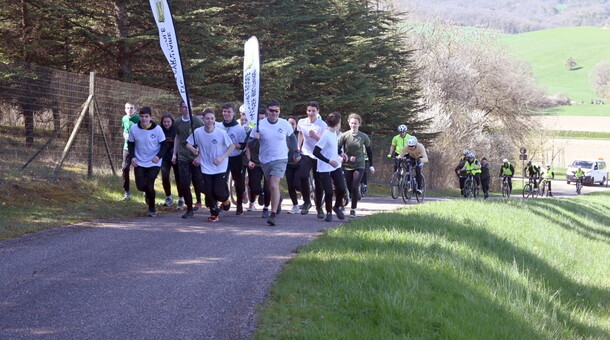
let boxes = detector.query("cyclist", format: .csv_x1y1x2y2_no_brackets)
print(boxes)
455,149,470,195
499,158,515,194
574,166,585,186
460,152,481,195
480,157,491,199
525,161,540,189
387,124,411,172
397,136,428,194
543,165,554,197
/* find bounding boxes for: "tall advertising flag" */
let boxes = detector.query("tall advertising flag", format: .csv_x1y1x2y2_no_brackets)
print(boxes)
149,0,190,110
243,36,260,128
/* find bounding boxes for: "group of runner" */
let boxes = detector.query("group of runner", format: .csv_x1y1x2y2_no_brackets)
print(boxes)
121,99,383,226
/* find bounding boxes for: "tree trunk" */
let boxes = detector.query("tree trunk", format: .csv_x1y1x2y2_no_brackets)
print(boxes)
114,0,131,80
21,0,35,147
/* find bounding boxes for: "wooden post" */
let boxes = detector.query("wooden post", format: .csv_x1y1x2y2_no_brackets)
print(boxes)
87,72,95,179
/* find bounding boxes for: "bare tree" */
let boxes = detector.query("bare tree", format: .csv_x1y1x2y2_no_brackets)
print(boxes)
406,19,551,188
590,61,610,98
565,57,577,71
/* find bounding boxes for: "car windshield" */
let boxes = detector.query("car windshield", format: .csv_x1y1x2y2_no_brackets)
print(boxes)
570,161,593,169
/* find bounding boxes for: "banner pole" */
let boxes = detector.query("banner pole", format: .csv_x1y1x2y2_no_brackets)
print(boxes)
149,0,197,145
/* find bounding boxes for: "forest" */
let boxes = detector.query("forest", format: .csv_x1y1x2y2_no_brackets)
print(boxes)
0,0,423,137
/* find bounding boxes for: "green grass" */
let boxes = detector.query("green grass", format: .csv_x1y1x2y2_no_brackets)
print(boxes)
553,105,610,117
254,192,610,339
545,130,610,140
504,27,610,107
0,174,180,241
532,105,610,117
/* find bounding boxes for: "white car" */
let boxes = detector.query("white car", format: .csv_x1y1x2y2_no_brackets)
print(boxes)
566,159,608,186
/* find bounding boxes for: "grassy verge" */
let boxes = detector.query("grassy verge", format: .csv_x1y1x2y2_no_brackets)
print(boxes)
0,174,179,241
254,192,610,339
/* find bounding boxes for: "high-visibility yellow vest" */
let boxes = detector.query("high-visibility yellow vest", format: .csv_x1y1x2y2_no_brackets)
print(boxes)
544,170,554,181
465,160,481,175
502,163,513,176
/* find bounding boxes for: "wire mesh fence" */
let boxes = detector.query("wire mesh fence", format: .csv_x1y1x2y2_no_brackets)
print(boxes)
0,63,407,190
0,63,182,181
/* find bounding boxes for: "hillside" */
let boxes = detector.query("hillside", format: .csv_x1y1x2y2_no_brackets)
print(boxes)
504,26,610,103
398,0,610,33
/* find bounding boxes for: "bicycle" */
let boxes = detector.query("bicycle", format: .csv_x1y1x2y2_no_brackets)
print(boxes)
539,180,549,197
574,175,583,195
462,172,480,199
390,158,404,199
501,175,511,198
228,170,249,205
400,158,425,203
522,177,539,199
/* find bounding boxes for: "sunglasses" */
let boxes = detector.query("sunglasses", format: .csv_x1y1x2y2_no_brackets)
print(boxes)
268,109,280,113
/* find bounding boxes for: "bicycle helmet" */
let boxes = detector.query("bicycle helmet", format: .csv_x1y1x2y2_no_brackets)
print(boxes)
463,149,470,155
467,152,475,159
398,124,408,132
502,158,509,163
546,165,551,169
239,104,245,114
527,161,532,166
407,136,418,146
578,166,582,170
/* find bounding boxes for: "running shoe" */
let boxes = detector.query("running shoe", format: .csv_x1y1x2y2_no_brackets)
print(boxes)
288,205,300,214
163,195,173,207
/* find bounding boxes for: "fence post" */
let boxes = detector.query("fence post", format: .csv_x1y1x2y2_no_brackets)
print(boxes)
88,72,95,179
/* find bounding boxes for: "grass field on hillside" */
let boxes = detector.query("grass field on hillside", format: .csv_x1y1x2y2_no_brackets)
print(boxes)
504,27,610,103
534,104,610,117
545,130,610,140
254,193,610,339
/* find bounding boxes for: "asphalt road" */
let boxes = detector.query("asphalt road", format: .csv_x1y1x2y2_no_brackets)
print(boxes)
0,197,403,340
1,180,607,339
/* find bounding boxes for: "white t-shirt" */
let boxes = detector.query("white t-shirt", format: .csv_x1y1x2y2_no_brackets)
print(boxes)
315,129,342,173
218,122,246,157
186,127,233,175
297,118,327,158
128,123,165,168
250,118,293,164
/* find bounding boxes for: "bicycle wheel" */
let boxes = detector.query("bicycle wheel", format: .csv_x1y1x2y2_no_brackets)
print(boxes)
540,182,546,197
415,175,426,203
502,182,508,198
463,178,472,198
359,182,366,198
229,171,249,205
402,175,412,203
576,181,582,195
473,181,478,199
390,172,400,199
522,184,531,199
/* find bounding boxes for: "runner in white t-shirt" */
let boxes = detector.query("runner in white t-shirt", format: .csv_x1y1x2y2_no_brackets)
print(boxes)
312,112,346,222
128,107,166,217
248,99,297,226
218,103,247,215
187,110,235,222
296,101,327,217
